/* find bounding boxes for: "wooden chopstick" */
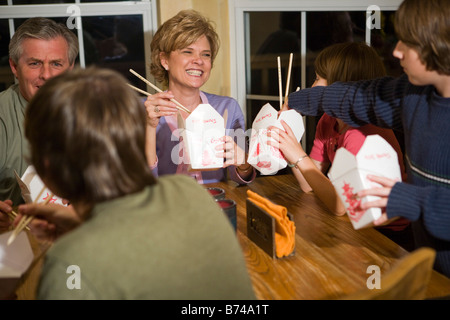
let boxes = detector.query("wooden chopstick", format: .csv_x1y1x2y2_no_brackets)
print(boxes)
7,191,54,246
7,210,30,231
277,56,283,110
284,53,294,102
7,210,17,220
127,83,151,96
129,69,191,114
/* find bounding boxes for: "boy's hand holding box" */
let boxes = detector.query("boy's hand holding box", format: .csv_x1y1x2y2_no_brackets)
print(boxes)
328,135,402,230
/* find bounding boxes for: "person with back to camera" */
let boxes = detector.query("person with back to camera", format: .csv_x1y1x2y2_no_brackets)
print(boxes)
22,66,256,300
286,0,450,277
0,17,78,232
269,42,414,251
144,9,255,184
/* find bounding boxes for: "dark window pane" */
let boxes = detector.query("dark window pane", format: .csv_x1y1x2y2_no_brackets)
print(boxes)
244,9,403,154
81,0,139,2
303,11,365,152
0,19,10,67
11,0,74,3
248,12,301,97
0,19,14,91
1,15,146,92
305,11,365,87
10,0,139,3
10,0,142,3
371,11,402,77
82,15,146,90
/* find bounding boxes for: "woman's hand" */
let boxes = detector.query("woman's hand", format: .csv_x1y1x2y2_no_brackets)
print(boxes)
144,91,179,128
216,136,247,168
213,135,252,180
215,135,254,178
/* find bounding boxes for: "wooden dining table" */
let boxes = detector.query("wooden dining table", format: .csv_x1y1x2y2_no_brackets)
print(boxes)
11,173,450,300
206,173,450,300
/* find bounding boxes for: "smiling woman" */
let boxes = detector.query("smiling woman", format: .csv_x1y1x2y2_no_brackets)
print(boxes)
160,35,212,90
143,9,256,186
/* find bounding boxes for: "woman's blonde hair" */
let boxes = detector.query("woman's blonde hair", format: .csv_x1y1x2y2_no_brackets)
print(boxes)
150,9,220,87
314,42,386,85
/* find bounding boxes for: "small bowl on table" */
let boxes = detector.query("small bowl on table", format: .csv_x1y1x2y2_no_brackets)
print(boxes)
206,187,225,200
215,199,237,232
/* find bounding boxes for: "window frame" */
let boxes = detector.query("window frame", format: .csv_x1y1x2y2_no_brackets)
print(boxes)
228,0,402,121
0,0,157,84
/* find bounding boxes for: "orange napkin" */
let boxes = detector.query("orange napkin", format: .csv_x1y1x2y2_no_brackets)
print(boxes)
247,190,295,258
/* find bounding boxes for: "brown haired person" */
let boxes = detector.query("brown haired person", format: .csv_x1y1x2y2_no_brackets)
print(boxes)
144,9,255,185
21,67,255,299
0,17,78,231
270,42,414,251
287,0,450,277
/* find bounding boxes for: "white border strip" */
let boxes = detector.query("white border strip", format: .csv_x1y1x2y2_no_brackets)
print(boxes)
406,156,450,185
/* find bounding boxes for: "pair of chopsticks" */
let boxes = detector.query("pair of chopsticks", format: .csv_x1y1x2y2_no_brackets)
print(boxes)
277,53,294,110
7,188,54,246
6,210,30,231
128,69,191,114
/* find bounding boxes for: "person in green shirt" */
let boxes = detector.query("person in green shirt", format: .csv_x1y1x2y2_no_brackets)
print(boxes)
0,17,78,231
21,66,255,300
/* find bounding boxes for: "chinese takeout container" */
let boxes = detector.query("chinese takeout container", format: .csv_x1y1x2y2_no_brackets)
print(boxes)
0,231,34,299
328,134,402,229
247,103,304,175
178,104,226,170
15,166,64,205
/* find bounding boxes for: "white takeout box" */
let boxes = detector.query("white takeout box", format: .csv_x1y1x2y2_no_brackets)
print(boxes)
328,134,401,230
0,231,34,299
178,104,226,170
247,103,304,175
15,166,65,205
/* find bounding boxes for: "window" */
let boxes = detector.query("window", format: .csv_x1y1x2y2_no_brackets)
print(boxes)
229,0,402,153
0,0,157,92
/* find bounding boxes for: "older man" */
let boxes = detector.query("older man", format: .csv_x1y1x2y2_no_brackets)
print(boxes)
0,17,78,230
